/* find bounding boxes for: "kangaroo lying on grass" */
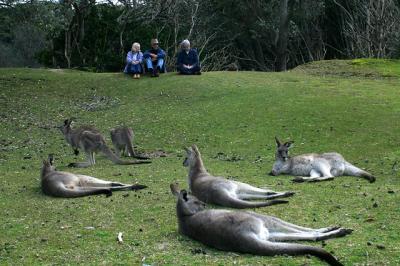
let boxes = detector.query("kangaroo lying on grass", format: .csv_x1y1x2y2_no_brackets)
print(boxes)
110,126,150,160
41,155,147,198
183,145,294,209
171,183,351,266
270,137,376,183
59,119,151,167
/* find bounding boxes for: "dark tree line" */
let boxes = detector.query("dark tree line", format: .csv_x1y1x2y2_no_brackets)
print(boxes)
1,0,400,72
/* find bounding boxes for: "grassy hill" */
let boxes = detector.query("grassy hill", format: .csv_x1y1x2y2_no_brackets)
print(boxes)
0,59,399,265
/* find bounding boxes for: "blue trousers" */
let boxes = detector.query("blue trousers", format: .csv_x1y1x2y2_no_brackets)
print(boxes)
146,58,164,72
125,63,143,74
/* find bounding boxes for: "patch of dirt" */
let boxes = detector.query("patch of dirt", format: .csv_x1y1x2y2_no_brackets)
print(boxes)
213,152,243,162
77,95,120,111
136,149,170,158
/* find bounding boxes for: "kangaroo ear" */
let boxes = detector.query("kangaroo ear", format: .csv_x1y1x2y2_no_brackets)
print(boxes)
181,190,189,201
275,136,282,147
48,154,54,165
64,119,70,126
191,144,199,155
170,183,180,196
285,141,294,149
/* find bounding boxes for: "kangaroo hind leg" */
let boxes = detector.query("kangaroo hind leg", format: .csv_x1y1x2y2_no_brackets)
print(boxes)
57,185,112,198
237,183,295,200
269,227,352,242
292,169,334,183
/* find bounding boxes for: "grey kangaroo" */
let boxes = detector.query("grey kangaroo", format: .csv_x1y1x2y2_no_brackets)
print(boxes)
59,119,151,167
110,126,150,160
183,145,294,209
41,155,147,198
171,183,351,266
270,137,376,183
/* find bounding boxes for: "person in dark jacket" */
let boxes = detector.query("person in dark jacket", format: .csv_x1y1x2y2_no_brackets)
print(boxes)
176,40,201,75
143,38,166,77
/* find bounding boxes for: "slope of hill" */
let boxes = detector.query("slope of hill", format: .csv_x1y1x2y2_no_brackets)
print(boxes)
0,60,399,265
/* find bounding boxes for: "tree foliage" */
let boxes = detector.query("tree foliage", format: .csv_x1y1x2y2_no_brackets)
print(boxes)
0,0,399,71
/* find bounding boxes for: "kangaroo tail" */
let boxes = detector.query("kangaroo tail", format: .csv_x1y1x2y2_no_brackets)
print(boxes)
101,145,151,165
218,195,288,209
46,185,112,198
344,162,375,183
253,241,343,266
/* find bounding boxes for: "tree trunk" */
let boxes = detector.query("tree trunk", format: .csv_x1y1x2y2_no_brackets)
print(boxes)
276,0,289,71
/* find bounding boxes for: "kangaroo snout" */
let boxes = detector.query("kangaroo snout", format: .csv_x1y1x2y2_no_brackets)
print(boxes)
268,171,276,176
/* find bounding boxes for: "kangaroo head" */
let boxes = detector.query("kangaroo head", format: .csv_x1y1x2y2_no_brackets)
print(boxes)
170,183,206,217
58,118,73,135
41,155,55,178
275,137,294,162
182,144,201,167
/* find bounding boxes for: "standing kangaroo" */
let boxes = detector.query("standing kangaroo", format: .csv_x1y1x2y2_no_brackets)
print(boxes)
171,183,351,266
59,119,151,167
183,145,294,209
110,126,150,160
270,137,376,183
41,155,147,198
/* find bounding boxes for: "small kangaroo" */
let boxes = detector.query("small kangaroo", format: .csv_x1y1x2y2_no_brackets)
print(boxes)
59,119,151,167
183,145,294,209
41,155,147,198
110,126,150,160
270,137,376,183
171,183,351,266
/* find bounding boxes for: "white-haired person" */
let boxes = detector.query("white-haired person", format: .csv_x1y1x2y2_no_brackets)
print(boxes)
124,42,143,79
176,39,201,75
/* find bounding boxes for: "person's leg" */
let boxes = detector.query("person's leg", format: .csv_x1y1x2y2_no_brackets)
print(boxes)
157,58,164,72
192,65,201,74
132,64,141,74
145,58,154,73
177,66,187,74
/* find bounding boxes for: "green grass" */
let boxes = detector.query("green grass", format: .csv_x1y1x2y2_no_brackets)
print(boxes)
0,60,399,265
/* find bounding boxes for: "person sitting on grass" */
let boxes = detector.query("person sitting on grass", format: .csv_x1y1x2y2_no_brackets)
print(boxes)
143,38,166,77
176,39,201,75
124,42,143,79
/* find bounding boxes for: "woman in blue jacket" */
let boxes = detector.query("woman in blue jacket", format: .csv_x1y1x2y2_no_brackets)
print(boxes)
124,42,143,79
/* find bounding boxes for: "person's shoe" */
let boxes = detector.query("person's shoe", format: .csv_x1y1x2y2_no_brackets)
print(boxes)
137,74,141,79
133,74,136,79
154,68,159,77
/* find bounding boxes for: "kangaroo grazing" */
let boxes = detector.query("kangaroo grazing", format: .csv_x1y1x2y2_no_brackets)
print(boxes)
110,126,150,160
41,155,147,198
171,183,351,266
270,137,376,183
183,145,294,209
59,119,151,167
